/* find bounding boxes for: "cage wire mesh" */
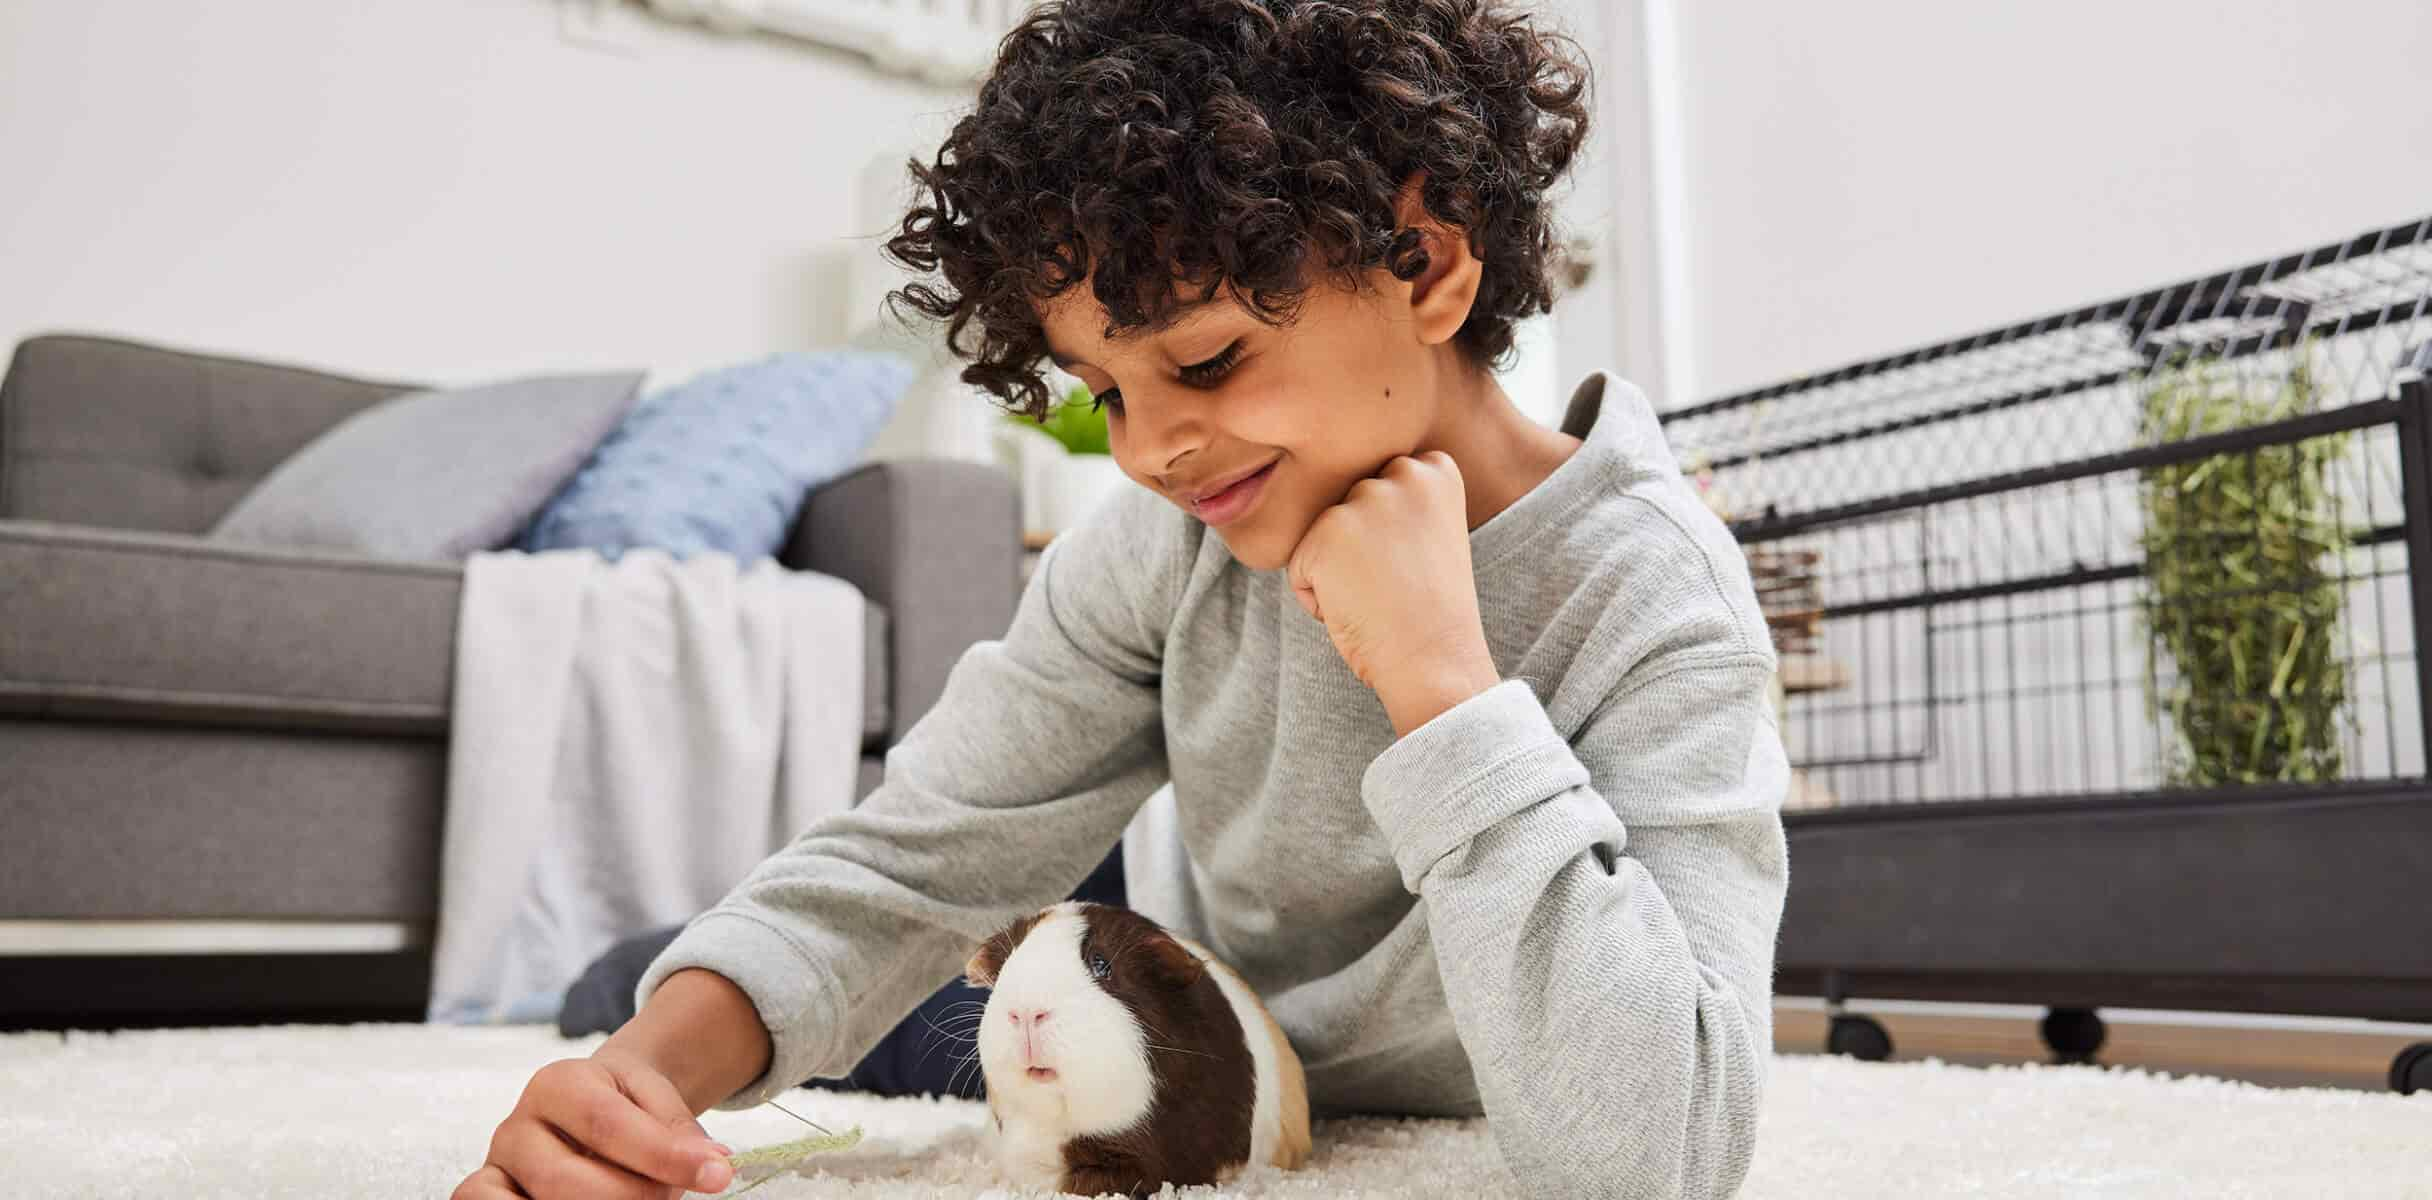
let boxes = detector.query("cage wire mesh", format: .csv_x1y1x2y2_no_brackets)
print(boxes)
1663,216,2432,810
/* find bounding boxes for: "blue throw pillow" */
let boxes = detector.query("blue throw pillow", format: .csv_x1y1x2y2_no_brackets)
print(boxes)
519,351,909,560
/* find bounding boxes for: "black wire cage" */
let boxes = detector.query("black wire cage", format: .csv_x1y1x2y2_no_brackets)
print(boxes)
1661,215,2432,1091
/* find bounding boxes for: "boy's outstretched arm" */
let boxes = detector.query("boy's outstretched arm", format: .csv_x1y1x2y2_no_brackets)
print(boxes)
631,490,1188,1109
1293,453,1788,1200
461,492,1189,1197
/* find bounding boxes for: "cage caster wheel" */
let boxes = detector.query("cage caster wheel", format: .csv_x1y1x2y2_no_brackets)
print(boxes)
2392,1042,2432,1095
2041,1007,2107,1065
1827,1014,1893,1062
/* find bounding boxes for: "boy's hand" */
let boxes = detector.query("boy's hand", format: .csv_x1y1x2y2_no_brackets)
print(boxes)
452,1051,735,1199
1287,451,1500,736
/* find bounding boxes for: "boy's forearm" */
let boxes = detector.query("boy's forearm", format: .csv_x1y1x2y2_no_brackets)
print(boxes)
596,967,776,1113
1361,671,1785,1198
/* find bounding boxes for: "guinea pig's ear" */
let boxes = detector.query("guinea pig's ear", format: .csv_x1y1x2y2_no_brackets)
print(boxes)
965,912,1042,989
964,938,1005,990
965,928,1015,989
1138,934,1207,992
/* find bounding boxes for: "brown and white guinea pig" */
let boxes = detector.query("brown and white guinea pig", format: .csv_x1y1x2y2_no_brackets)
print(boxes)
962,901,1311,1198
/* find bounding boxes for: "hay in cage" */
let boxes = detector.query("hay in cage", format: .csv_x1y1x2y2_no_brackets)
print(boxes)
2137,349,2353,787
1749,548,1824,656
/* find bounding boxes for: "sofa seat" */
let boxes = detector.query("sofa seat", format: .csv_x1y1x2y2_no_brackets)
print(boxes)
0,519,891,743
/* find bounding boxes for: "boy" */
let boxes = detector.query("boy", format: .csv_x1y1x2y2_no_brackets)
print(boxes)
456,1,1787,1197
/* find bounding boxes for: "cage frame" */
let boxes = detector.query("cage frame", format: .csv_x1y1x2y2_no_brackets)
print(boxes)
1664,216,2432,1061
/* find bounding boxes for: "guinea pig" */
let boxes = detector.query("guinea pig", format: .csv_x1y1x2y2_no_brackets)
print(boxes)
962,901,1312,1197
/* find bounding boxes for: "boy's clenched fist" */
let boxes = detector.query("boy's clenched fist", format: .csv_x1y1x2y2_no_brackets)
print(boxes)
1287,451,1501,737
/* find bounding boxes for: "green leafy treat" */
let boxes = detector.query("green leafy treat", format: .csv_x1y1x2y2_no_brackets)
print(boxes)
2138,346,2352,787
724,1127,865,1195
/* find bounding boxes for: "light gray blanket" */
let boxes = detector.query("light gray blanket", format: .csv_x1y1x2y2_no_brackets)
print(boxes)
430,548,865,1024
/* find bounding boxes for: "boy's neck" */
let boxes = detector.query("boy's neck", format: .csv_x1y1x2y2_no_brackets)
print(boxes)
1418,371,1585,531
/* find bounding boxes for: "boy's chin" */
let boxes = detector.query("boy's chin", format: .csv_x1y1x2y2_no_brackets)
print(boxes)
1209,520,1301,574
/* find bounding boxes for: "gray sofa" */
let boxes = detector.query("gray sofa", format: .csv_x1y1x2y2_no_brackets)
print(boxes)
0,334,1020,1023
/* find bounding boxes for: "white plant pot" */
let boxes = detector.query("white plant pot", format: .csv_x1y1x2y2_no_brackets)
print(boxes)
995,425,1134,534
1038,452,1130,532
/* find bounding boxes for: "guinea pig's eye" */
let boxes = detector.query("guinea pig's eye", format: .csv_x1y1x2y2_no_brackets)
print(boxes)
1088,953,1111,980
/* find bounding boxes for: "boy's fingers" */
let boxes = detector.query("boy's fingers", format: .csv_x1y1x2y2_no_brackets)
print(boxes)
492,1121,674,1200
605,1056,700,1126
450,1164,531,1200
544,1082,729,1192
1285,518,1333,604
1291,579,1322,621
604,1059,741,1161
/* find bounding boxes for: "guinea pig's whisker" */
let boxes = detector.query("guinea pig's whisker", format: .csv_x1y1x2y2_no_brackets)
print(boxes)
950,1047,987,1097
912,1021,976,1075
1139,1041,1218,1059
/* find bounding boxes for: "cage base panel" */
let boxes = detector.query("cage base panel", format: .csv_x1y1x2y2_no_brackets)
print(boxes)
1774,967,2432,1025
1779,781,2432,1023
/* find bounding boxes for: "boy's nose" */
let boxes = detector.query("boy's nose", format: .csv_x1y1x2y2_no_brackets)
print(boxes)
1119,390,1209,475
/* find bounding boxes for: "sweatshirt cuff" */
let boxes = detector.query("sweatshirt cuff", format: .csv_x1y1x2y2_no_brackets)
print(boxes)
1359,678,1590,892
635,908,848,1110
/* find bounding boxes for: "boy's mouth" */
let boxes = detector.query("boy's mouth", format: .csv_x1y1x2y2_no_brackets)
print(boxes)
1184,458,1279,527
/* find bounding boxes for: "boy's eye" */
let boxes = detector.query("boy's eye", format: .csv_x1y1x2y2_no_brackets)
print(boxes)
1084,338,1240,414
1177,339,1244,388
1087,953,1111,980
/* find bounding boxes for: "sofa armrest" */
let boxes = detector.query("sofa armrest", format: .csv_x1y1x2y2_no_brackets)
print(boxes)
781,460,1019,746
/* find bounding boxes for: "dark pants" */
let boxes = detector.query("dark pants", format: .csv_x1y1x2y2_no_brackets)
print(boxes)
558,847,1125,1100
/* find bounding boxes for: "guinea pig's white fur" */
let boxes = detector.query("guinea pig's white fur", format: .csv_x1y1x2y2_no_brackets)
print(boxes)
969,901,1311,1192
973,904,1156,1188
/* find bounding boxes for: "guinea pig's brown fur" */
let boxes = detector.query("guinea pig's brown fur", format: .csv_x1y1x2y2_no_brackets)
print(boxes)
965,901,1311,1196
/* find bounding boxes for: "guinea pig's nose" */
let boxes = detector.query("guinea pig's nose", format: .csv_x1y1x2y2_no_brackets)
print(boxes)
1008,1008,1052,1027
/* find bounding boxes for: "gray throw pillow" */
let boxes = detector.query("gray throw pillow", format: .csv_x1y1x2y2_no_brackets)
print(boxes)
210,371,644,561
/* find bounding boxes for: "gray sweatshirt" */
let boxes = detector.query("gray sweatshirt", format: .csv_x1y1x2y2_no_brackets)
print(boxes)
639,371,1790,1199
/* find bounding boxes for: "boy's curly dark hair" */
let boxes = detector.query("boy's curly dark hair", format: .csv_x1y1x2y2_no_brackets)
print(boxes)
883,0,1592,417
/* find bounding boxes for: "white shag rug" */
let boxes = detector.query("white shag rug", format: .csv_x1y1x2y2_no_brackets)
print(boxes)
4,1024,2426,1199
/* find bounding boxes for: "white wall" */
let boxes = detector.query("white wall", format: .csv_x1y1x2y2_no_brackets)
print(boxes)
1482,0,1674,424
1663,0,2432,402
0,0,965,388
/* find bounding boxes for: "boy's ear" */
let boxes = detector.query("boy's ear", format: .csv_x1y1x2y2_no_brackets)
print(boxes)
1390,174,1485,349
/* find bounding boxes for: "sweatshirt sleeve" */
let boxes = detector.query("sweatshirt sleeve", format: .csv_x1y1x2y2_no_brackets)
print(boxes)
1358,654,1789,1199
636,491,1188,1108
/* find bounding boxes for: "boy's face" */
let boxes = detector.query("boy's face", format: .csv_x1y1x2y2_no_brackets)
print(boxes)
1040,274,1447,572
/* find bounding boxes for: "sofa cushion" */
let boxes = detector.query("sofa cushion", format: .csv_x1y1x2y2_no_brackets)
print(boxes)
0,334,420,533
212,370,644,562
520,352,908,562
0,521,462,734
0,521,891,743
